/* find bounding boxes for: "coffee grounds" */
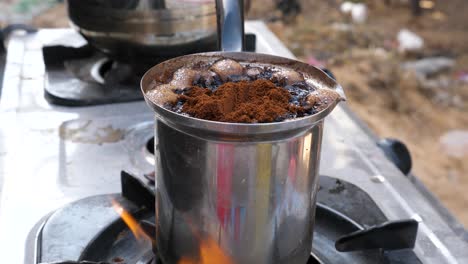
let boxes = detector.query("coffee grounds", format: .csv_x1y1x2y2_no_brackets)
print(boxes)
175,79,309,123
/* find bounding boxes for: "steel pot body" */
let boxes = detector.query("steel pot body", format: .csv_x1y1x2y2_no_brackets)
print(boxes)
67,0,219,65
154,116,323,264
141,52,345,264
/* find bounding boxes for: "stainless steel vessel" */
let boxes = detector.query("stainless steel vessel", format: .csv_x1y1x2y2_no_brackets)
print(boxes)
140,1,344,263
67,0,219,64
142,58,343,263
141,52,344,264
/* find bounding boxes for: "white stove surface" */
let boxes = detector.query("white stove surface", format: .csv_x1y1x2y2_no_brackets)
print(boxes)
0,21,467,263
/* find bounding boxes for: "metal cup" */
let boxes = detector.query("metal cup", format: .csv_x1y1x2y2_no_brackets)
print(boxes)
141,52,345,264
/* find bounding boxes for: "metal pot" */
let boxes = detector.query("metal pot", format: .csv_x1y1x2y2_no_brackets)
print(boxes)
141,1,345,263
67,0,219,64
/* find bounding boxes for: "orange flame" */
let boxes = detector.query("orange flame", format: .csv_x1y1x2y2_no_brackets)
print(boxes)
111,199,151,242
178,237,234,264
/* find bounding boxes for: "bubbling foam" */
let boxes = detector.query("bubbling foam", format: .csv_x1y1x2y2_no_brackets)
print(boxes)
145,58,340,123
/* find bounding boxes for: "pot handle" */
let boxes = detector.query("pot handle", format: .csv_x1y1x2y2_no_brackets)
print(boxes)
216,0,245,52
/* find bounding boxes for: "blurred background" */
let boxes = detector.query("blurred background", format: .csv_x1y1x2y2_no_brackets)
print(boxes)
1,0,467,227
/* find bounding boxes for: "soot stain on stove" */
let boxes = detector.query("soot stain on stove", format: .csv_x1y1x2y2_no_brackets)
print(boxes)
59,120,124,144
328,179,346,194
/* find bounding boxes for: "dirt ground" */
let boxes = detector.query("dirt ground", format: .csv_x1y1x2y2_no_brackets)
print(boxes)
2,0,467,226
250,0,468,226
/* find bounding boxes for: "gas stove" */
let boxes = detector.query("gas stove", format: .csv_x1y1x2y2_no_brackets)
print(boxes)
0,21,467,264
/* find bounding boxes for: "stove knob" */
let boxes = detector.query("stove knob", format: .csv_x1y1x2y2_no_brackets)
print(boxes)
377,138,412,175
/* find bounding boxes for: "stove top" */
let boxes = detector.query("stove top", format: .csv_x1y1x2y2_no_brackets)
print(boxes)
1,21,467,264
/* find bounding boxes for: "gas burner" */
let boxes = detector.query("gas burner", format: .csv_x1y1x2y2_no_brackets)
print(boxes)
41,34,257,106
42,45,146,106
36,172,419,264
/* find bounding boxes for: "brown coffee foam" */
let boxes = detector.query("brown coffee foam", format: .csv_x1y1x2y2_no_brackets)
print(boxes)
145,59,340,122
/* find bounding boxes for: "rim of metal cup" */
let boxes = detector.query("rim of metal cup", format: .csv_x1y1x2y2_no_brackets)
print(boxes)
141,51,345,136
